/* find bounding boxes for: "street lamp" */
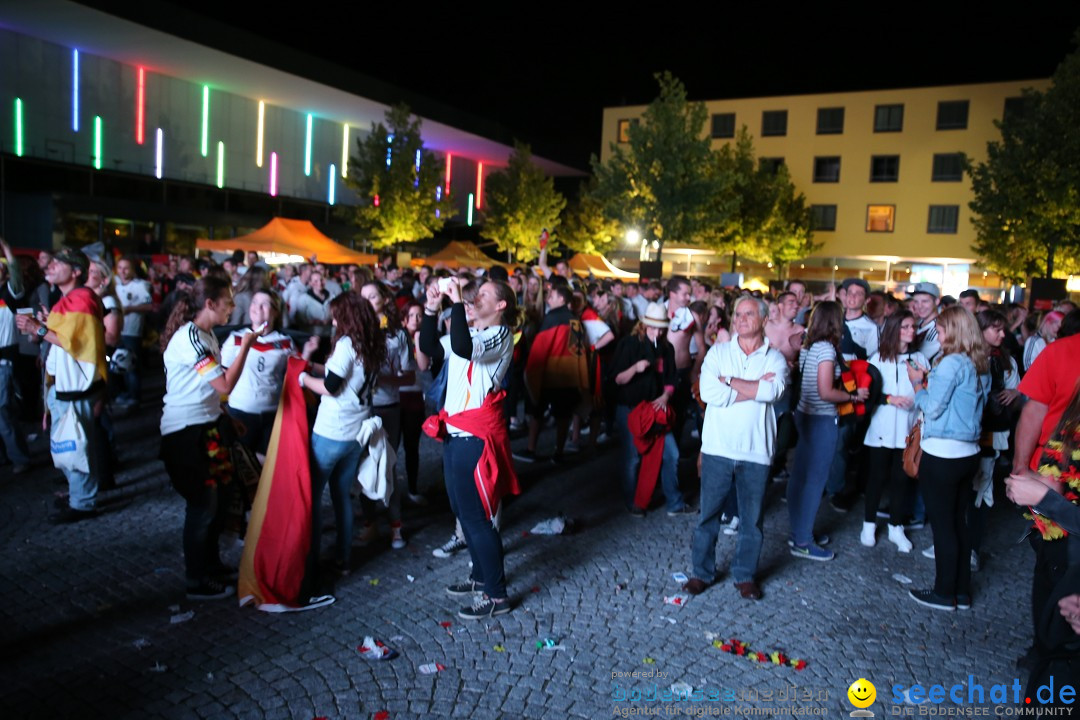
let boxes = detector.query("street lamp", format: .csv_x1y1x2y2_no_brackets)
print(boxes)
626,229,641,246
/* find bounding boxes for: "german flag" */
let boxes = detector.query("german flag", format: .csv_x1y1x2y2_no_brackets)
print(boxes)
524,306,590,405
238,356,321,612
46,287,106,383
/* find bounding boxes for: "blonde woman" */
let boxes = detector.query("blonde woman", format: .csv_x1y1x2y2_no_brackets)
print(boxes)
905,306,990,611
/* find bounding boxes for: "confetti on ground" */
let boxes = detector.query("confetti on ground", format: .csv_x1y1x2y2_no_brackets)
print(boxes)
369,578,379,586
671,681,693,695
493,644,506,652
418,663,446,674
358,637,397,661
373,712,390,720
167,604,180,612
704,632,719,641
643,657,655,665
406,575,415,583
659,616,678,625
712,637,807,671
206,672,214,681
169,611,194,624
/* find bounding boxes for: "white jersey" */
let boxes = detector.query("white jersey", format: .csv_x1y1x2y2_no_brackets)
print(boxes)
116,278,152,338
161,322,224,436
313,336,375,442
844,314,880,361
668,305,696,334
222,328,292,414
373,327,417,407
444,324,513,437
0,279,24,349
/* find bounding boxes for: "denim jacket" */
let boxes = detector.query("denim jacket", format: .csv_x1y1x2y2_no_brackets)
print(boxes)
914,353,990,442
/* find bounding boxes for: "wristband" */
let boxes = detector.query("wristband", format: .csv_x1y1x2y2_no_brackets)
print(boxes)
424,307,438,316
298,371,309,389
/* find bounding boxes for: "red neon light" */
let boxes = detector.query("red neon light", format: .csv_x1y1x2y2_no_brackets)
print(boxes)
476,162,483,209
374,194,380,207
136,67,145,145
445,153,452,193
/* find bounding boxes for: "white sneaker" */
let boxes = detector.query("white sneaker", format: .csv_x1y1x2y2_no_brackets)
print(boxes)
860,521,876,547
887,524,913,553
433,534,467,559
922,545,935,559
722,516,740,535
391,528,406,550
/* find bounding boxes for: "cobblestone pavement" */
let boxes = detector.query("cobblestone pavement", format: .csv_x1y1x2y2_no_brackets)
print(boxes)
0,372,1042,719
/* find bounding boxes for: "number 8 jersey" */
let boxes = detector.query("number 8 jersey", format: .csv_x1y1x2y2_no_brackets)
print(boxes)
221,328,293,414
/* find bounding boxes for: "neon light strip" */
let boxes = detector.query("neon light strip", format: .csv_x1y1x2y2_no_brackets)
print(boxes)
341,124,349,177
269,151,278,196
467,193,474,226
135,67,145,145
304,113,313,176
386,134,393,168
200,85,209,157
155,128,163,179
93,115,102,169
256,101,265,168
14,98,23,157
414,148,421,187
72,50,79,132
445,153,452,192
476,162,483,209
216,141,225,188
328,163,336,205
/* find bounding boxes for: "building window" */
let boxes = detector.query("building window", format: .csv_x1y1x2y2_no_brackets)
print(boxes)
874,104,904,132
811,205,837,231
1003,97,1028,124
932,153,965,182
870,155,900,182
936,100,970,130
711,113,735,139
866,205,895,232
813,156,841,183
759,157,785,175
817,107,845,135
928,205,959,233
616,119,638,144
762,110,788,137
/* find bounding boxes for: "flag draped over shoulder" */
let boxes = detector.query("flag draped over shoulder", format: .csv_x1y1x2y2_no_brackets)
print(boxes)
46,287,107,383
238,356,314,612
524,306,590,405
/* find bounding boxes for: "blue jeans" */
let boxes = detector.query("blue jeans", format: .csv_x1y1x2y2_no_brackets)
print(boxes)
615,404,683,512
786,411,838,546
693,454,769,583
310,433,364,566
826,418,856,497
0,362,30,466
444,435,506,599
46,386,100,511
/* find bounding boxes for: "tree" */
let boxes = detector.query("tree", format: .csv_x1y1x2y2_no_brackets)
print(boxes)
479,142,566,262
341,104,456,249
559,180,622,256
591,72,737,260
968,31,1080,281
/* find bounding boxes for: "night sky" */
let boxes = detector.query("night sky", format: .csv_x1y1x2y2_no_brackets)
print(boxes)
86,3,1080,172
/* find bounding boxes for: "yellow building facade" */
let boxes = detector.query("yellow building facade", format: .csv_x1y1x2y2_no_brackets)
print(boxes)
600,80,1049,294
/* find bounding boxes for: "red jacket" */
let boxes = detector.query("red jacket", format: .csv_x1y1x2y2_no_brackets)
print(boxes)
423,390,520,521
628,401,675,510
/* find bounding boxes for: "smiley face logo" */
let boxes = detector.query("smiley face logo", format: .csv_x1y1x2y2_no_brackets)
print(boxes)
848,678,876,709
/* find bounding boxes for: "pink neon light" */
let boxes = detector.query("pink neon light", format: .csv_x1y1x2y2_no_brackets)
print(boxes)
476,162,483,209
269,152,278,196
445,153,452,193
374,194,380,207
136,67,145,145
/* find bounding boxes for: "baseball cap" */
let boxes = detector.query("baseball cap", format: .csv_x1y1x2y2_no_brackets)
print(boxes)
841,277,871,295
906,282,940,298
53,247,90,278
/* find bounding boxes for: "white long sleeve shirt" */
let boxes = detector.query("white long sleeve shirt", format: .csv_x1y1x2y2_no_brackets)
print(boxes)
698,336,788,466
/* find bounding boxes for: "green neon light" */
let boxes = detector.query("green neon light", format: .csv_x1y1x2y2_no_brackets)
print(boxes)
14,98,23,157
201,85,209,157
304,113,313,176
93,115,102,169
467,193,474,226
217,141,225,188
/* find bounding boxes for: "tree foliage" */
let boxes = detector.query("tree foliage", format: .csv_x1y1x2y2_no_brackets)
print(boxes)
341,104,456,249
968,31,1080,280
590,72,737,260
479,142,566,262
559,179,622,256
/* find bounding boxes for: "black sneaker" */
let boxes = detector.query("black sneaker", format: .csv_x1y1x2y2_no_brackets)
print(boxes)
446,579,483,596
829,494,853,513
512,449,537,463
909,589,955,611
666,506,697,517
628,507,646,518
956,594,972,610
432,535,467,558
49,505,98,524
459,594,511,620
187,579,236,601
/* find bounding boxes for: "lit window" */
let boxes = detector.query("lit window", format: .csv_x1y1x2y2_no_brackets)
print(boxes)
866,205,895,232
811,205,837,231
816,107,844,135
931,153,964,182
874,104,903,133
711,113,735,139
617,119,638,144
813,156,841,183
936,100,969,130
928,205,959,233
761,110,787,137
870,155,900,182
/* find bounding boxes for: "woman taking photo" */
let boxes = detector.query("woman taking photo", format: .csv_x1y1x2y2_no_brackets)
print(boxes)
906,306,990,611
298,292,385,575
787,301,868,562
863,311,926,552
160,276,262,601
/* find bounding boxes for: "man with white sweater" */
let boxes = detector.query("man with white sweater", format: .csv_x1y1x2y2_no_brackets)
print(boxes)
683,295,788,601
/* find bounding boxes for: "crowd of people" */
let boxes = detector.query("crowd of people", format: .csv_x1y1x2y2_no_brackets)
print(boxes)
1,240,1078,681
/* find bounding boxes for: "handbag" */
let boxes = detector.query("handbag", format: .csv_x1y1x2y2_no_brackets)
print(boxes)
903,417,922,479
50,404,89,475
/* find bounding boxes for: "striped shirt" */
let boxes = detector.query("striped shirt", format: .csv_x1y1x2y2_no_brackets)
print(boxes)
445,324,513,437
797,341,840,416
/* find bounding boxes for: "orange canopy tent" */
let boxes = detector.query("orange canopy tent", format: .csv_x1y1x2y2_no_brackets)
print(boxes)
196,218,377,265
412,240,516,271
568,253,639,280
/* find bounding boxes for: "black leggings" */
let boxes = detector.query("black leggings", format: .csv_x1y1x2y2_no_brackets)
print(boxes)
864,446,912,525
919,451,979,598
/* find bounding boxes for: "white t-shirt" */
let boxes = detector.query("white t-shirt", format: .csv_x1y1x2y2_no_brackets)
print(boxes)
373,327,417,407
444,324,513,436
845,314,880,361
222,328,292,414
581,311,612,348
0,279,24,349
160,322,224,435
668,305,696,334
313,336,375,442
116,278,152,338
